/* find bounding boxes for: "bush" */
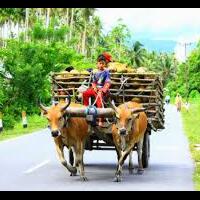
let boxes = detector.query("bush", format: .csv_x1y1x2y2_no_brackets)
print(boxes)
2,115,16,129
189,90,200,99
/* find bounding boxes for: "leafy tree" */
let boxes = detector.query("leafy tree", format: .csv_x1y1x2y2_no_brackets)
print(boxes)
104,19,131,62
128,41,146,67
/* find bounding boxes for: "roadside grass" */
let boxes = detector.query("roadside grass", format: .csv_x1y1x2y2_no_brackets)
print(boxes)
0,115,47,142
181,100,200,191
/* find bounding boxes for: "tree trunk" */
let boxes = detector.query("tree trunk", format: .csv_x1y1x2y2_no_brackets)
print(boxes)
76,33,81,53
66,8,69,25
46,8,51,28
119,42,121,60
16,22,19,39
0,26,3,47
25,8,29,41
39,8,42,18
92,36,97,58
81,20,87,55
65,8,69,42
3,22,8,47
69,8,74,40
37,8,42,20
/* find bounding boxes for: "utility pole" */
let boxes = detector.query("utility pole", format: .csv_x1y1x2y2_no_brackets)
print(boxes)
183,42,192,61
178,42,192,62
178,42,192,100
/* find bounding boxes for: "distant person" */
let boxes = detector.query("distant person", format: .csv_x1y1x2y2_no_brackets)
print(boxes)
175,93,182,112
165,95,170,104
184,101,190,112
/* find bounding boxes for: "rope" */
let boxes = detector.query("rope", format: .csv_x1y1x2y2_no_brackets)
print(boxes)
91,91,101,106
52,77,70,96
109,77,130,96
90,90,113,125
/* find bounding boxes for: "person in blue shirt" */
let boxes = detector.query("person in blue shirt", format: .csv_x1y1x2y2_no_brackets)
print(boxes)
83,52,112,126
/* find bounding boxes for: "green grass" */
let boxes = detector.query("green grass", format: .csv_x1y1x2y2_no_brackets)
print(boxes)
0,114,47,142
181,100,200,191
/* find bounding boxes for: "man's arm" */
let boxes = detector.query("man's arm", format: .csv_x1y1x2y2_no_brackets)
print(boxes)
100,70,111,93
92,82,98,93
101,82,111,93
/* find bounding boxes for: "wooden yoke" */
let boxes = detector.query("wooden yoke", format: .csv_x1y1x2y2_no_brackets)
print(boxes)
64,108,115,118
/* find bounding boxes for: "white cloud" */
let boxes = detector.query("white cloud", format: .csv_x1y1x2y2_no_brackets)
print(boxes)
96,8,200,42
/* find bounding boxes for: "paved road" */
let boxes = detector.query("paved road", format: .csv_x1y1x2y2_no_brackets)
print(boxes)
0,104,195,191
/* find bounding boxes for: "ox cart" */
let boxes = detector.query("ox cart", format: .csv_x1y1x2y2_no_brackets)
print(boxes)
51,70,165,168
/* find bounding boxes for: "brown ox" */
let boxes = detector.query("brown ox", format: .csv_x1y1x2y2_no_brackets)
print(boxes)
40,101,89,181
110,101,148,182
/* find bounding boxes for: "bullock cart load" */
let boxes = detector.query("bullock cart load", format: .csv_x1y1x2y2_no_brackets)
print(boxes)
51,69,164,131
51,68,165,169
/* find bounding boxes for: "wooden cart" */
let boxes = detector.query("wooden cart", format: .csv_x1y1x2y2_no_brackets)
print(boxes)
51,71,165,168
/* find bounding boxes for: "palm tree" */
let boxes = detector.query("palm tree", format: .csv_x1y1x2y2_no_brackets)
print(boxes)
157,53,177,85
93,16,102,45
128,41,146,67
72,9,84,53
81,8,95,55
0,8,26,44
25,8,30,41
87,15,102,58
69,8,75,41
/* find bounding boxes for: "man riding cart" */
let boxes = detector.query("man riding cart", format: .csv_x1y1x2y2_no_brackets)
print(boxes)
83,52,112,127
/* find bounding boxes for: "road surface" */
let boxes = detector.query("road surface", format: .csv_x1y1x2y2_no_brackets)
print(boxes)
0,104,195,191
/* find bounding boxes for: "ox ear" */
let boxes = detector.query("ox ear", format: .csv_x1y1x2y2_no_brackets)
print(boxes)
131,107,146,115
40,104,48,115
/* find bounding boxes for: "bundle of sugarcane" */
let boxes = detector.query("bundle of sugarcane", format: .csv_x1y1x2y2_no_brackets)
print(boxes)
107,62,128,73
55,71,69,79
136,67,148,73
70,69,80,75
126,67,136,73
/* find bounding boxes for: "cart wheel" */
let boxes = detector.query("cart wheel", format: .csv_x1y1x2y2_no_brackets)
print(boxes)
69,149,74,166
142,131,150,168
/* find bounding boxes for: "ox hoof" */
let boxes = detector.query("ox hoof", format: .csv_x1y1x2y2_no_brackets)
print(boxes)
70,172,77,176
70,173,77,176
80,176,88,181
71,168,78,175
137,168,144,175
114,175,122,182
129,168,134,175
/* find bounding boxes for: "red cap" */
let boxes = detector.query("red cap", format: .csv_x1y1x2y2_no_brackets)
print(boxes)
102,52,112,63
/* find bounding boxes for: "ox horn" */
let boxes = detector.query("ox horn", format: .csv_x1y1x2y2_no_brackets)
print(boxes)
61,95,71,112
39,103,48,112
131,107,146,114
108,98,118,113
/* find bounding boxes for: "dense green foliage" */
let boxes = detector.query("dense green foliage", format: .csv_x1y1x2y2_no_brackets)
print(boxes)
0,8,199,129
0,38,93,128
165,41,200,100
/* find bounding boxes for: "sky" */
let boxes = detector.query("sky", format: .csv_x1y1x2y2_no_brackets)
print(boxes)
96,8,200,61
